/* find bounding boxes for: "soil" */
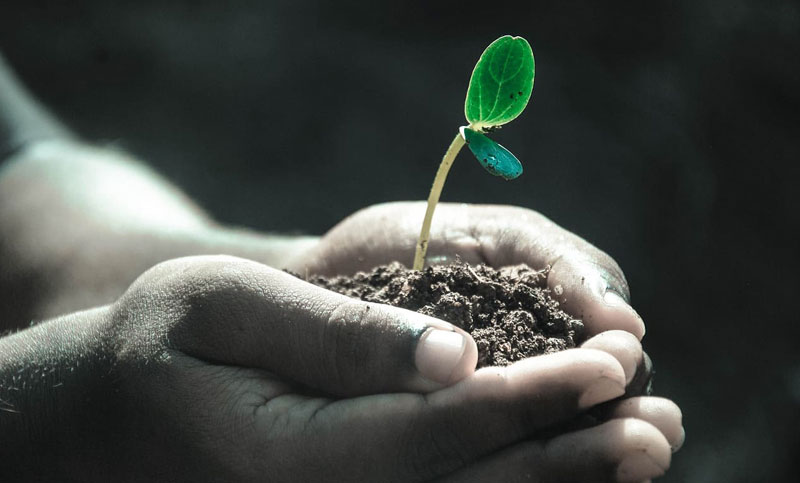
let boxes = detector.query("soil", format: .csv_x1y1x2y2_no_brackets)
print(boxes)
307,261,586,368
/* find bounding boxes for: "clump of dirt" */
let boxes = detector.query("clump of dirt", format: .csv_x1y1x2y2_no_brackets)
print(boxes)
308,261,585,368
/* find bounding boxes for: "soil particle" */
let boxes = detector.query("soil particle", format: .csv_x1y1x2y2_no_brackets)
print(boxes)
307,262,585,368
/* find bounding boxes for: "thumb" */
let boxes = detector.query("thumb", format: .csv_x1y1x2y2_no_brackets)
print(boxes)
546,255,646,340
147,256,478,397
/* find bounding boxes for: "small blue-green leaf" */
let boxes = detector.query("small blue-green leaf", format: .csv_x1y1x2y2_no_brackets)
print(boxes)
460,127,523,180
464,35,535,131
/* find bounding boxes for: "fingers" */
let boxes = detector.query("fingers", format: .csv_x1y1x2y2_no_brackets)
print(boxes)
293,201,645,339
435,418,671,483
602,397,685,452
161,334,679,482
266,348,627,481
548,418,671,482
465,204,645,339
118,255,478,397
289,202,486,276
581,330,643,386
581,330,653,397
546,256,645,339
625,351,654,397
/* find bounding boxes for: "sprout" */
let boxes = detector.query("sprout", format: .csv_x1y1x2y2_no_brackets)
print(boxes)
412,35,535,270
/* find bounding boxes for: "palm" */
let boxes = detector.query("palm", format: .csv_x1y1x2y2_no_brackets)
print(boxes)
292,201,643,339
182,345,668,482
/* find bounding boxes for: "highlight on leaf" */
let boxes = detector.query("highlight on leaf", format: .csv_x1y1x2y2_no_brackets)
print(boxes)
464,35,535,131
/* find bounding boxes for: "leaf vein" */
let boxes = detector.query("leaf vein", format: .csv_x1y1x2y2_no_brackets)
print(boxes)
485,43,514,120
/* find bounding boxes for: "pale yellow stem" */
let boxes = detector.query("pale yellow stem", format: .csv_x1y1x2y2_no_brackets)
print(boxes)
413,132,466,270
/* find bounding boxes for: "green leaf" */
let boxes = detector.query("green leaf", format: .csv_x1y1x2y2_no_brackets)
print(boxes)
460,127,523,180
464,35,535,131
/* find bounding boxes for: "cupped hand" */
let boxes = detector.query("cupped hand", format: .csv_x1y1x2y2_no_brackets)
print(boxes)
283,201,683,480
63,255,678,482
289,202,645,340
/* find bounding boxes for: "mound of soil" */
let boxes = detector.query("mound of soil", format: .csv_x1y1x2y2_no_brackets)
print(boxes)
308,261,586,368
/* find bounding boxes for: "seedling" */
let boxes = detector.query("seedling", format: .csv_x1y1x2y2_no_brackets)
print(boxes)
412,35,535,270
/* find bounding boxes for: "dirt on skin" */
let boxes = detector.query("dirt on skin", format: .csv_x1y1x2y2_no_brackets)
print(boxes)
308,261,586,368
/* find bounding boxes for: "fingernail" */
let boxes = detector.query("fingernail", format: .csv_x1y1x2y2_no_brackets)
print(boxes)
625,352,654,397
583,272,608,298
604,291,646,338
578,375,625,408
616,453,666,482
415,329,468,385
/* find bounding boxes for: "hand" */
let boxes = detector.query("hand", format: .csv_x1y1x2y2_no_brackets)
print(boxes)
288,202,683,478
1,53,680,481
1,255,680,482
291,201,645,340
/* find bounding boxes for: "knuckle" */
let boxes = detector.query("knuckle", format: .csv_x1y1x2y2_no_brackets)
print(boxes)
553,249,630,302
132,255,255,291
321,301,374,394
111,255,263,354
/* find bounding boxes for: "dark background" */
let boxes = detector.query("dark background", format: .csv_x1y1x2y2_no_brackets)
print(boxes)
2,0,798,480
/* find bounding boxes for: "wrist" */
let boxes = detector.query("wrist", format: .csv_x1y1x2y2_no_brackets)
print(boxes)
201,224,320,269
0,306,118,480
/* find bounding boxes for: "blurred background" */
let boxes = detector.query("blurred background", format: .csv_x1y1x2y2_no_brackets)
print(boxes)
1,0,797,480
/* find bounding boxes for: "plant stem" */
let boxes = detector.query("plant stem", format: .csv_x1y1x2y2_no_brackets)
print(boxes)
413,131,466,270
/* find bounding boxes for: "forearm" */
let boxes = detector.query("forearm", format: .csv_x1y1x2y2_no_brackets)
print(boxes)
0,53,72,160
0,140,317,328
0,307,117,481
1,53,318,328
